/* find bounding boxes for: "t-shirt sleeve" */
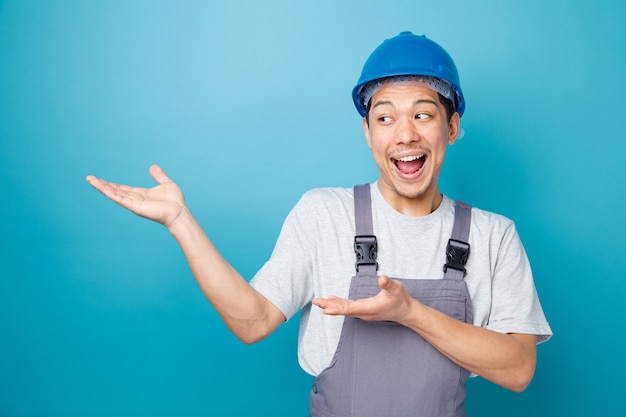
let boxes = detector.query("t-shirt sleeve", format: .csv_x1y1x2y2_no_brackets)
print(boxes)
249,194,315,321
486,222,553,343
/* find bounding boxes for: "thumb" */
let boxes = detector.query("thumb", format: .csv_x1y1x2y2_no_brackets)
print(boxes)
378,275,393,290
149,164,172,185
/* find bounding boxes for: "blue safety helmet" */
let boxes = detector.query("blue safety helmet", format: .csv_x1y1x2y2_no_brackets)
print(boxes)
352,31,465,117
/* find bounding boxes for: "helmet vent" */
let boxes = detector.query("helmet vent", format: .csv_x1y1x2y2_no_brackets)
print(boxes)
360,75,454,110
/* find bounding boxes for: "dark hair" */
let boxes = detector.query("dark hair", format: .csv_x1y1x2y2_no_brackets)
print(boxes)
365,93,455,126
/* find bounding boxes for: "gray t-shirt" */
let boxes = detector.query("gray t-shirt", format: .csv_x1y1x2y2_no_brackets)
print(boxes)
250,183,552,376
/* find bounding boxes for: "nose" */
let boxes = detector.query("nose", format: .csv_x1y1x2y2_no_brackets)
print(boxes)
395,116,420,145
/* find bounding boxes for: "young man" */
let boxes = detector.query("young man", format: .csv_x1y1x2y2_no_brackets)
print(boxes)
87,32,552,417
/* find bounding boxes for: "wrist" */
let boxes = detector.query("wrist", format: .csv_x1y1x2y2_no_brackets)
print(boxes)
165,205,194,234
400,296,426,329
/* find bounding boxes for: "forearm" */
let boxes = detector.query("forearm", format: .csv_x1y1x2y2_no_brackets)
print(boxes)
403,300,536,392
167,206,284,344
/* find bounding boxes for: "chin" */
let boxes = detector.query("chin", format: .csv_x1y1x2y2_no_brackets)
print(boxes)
400,190,429,200
392,183,430,200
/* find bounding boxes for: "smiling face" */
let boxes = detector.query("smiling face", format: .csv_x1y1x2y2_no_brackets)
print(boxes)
363,84,460,216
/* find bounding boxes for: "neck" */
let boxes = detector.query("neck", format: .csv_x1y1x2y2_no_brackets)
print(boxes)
376,181,443,217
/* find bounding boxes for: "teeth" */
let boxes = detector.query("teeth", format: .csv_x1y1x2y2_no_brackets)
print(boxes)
395,155,424,162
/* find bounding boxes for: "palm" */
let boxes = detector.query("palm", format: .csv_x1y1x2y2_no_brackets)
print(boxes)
86,165,184,227
313,276,412,324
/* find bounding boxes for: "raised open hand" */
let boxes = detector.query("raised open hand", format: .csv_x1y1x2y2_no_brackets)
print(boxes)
86,164,185,227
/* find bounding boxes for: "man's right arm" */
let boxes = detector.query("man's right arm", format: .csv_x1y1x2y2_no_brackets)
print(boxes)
86,165,285,344
166,205,285,343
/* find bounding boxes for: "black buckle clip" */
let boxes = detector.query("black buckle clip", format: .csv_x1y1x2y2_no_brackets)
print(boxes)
443,239,470,275
354,235,378,272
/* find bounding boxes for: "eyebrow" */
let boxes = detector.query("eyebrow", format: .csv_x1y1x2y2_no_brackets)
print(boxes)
372,98,439,110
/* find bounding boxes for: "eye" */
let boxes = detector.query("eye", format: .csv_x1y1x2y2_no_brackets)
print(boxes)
415,112,430,120
378,115,392,123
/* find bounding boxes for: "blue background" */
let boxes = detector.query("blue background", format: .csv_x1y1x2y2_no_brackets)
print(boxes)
1,1,624,415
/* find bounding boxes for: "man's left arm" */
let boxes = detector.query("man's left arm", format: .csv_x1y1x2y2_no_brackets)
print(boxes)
313,275,536,392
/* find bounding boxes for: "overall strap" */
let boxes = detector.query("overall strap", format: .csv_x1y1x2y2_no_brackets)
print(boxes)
353,184,378,276
443,201,472,281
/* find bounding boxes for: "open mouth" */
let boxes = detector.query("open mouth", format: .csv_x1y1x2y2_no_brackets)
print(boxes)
393,154,425,176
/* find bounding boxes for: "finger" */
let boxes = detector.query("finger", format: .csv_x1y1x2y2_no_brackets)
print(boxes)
86,176,133,194
86,177,139,210
312,296,345,308
149,164,172,185
311,297,326,308
312,297,351,315
86,175,110,192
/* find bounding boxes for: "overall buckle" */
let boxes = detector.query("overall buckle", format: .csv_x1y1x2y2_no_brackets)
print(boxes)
444,239,470,275
354,235,378,272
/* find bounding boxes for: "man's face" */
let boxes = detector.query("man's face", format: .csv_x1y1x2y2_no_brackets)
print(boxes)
363,84,460,214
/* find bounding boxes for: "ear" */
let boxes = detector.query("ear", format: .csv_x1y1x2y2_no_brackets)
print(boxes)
363,117,373,149
447,112,461,145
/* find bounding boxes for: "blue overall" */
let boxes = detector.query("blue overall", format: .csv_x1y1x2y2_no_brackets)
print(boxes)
310,184,474,417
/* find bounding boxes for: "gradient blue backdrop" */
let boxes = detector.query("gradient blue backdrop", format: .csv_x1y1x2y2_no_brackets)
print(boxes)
1,1,624,416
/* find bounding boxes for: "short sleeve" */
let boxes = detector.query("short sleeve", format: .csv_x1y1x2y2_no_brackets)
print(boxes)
485,222,553,343
249,194,316,321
